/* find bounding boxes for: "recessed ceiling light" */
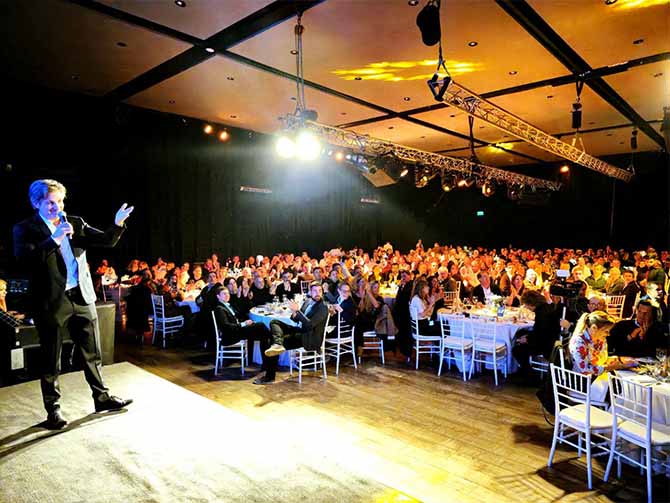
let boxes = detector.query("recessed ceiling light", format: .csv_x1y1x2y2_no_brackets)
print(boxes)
168,100,175,104
226,76,234,80
479,125,485,129
606,133,613,136
619,141,624,144
340,112,347,115
420,136,426,139
205,47,215,53
71,74,79,80
449,114,456,118
116,41,127,48
588,121,596,125
653,72,663,77
468,41,478,47
403,97,411,101
605,0,618,5
290,49,298,55
508,70,518,75
633,38,644,45
230,115,237,119
388,126,395,130
547,95,554,99
354,77,362,81
408,0,419,5
175,0,186,7
290,97,296,101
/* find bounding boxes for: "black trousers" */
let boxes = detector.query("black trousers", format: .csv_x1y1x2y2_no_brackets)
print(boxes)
263,320,305,379
220,322,271,349
35,288,108,414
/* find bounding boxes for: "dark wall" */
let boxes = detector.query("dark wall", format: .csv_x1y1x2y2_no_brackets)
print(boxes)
0,82,667,274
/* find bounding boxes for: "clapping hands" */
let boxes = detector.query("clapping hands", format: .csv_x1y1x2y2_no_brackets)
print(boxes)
115,203,135,227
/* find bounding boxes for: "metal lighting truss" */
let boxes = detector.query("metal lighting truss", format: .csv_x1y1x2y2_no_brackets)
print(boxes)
302,120,561,191
441,81,633,182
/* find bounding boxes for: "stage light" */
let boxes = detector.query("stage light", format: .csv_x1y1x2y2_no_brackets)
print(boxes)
571,102,582,130
175,0,186,7
417,175,429,188
203,124,213,134
427,73,452,102
218,130,230,142
482,182,495,197
457,179,468,188
560,164,570,173
334,151,345,162
295,131,321,161
400,167,409,177
275,136,296,158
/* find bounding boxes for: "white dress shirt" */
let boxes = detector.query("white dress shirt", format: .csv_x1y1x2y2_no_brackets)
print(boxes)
41,214,78,291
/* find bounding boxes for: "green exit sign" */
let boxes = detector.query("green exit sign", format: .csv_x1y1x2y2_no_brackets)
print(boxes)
476,210,485,217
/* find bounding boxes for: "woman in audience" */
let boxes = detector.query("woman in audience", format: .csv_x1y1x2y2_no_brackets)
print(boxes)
604,267,624,295
409,279,442,336
235,277,254,316
506,273,525,307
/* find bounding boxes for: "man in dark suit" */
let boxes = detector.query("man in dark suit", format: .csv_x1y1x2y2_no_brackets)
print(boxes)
194,271,221,344
392,270,414,358
211,285,270,348
254,282,329,384
621,269,641,319
328,282,357,331
271,271,299,300
13,179,134,429
471,272,502,304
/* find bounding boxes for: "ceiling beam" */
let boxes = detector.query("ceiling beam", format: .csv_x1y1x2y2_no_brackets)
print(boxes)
68,0,326,101
495,0,666,150
337,52,670,130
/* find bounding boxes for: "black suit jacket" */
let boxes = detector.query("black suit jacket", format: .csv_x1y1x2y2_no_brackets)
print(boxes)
330,297,356,329
275,282,299,300
13,213,124,316
471,284,501,304
291,299,329,351
212,302,245,346
196,283,221,312
622,282,641,319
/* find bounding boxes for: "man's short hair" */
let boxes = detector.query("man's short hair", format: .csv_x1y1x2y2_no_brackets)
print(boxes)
309,281,322,290
521,290,546,309
29,179,66,209
213,285,227,296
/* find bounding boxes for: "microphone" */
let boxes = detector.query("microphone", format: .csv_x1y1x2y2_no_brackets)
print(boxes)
57,211,68,224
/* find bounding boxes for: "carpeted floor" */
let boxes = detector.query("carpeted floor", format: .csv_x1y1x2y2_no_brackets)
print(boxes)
0,362,402,503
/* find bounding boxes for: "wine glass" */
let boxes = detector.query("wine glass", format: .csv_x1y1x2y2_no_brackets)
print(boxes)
656,348,667,364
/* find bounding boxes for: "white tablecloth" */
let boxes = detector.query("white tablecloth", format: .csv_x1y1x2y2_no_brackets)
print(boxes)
248,307,298,367
437,313,532,374
618,370,670,432
176,300,199,313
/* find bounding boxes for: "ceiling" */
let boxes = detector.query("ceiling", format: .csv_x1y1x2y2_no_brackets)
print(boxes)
2,0,668,179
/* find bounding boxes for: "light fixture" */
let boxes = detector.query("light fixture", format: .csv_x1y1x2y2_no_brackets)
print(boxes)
457,176,474,188
604,0,617,4
427,73,452,102
275,136,296,158
547,95,554,99
508,70,517,75
334,151,345,162
226,76,235,81
571,102,583,129
116,41,127,48
295,131,321,161
560,164,570,173
290,49,298,55
403,97,411,101
441,173,453,192
205,47,215,53
354,76,363,81
468,41,478,47
175,0,186,7
482,181,495,197
400,167,409,178
408,0,419,5
633,38,644,45
218,130,230,142
203,124,213,134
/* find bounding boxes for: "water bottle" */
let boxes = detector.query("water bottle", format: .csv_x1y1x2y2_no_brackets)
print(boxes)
497,303,505,318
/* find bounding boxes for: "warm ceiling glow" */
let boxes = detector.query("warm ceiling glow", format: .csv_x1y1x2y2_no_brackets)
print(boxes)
333,59,482,82
218,130,230,142
334,151,345,161
614,0,667,9
203,124,213,134
560,165,570,173
489,142,514,152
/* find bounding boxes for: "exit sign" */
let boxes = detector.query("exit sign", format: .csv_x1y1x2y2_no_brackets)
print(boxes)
476,210,485,217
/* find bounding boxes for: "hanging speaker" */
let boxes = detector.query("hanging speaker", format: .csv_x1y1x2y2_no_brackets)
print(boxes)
416,2,441,46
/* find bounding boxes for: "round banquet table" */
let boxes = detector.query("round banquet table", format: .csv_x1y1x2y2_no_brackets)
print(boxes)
617,370,670,433
176,300,199,313
437,311,533,374
248,306,298,367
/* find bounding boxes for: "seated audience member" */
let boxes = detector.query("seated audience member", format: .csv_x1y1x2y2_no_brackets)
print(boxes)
191,265,205,290
392,270,414,357
409,279,442,337
194,271,221,339
585,264,606,292
498,264,513,297
272,271,300,300
323,269,340,301
512,290,563,378
569,311,636,377
604,267,624,296
647,259,667,288
621,269,641,318
328,282,356,331
524,268,542,290
608,300,668,357
355,280,388,352
506,273,525,307
125,271,155,335
250,275,272,307
471,272,501,305
256,283,329,384
587,296,607,313
0,279,25,323
211,285,271,353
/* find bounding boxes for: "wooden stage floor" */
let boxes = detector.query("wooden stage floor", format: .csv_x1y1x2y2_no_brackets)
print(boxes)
116,338,668,503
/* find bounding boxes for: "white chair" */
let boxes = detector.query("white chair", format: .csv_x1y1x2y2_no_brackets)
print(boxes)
604,374,670,503
300,281,310,295
529,354,549,377
438,315,472,381
150,294,185,348
410,308,442,370
605,295,625,319
324,313,357,375
442,291,459,308
289,313,330,383
360,331,385,365
548,364,615,489
211,311,247,375
468,317,507,386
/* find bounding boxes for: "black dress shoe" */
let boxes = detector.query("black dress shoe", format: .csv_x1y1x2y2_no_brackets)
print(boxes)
45,410,67,430
253,375,275,385
95,395,133,413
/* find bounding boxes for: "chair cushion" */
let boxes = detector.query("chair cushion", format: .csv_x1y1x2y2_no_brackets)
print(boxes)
559,404,614,431
473,340,505,352
617,420,670,446
325,337,354,343
443,336,472,349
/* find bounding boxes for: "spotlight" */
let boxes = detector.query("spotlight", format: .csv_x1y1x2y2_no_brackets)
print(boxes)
218,130,230,142
175,0,186,7
441,179,452,192
417,175,429,188
427,73,452,102
482,181,495,197
457,177,473,188
334,151,345,162
571,102,582,129
400,167,409,178
275,136,296,158
630,129,638,150
415,166,431,188
203,124,213,134
295,131,321,161
457,179,468,188
560,164,570,173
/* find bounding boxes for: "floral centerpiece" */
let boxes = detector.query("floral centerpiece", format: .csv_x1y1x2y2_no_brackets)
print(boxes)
487,294,505,315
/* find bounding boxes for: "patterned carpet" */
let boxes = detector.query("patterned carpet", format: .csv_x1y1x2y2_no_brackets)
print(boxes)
0,362,397,503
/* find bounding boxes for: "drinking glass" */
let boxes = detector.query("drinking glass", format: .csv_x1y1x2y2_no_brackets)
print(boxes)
657,348,667,364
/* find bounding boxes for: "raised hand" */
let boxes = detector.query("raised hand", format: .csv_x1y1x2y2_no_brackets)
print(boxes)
52,222,74,243
115,203,135,226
